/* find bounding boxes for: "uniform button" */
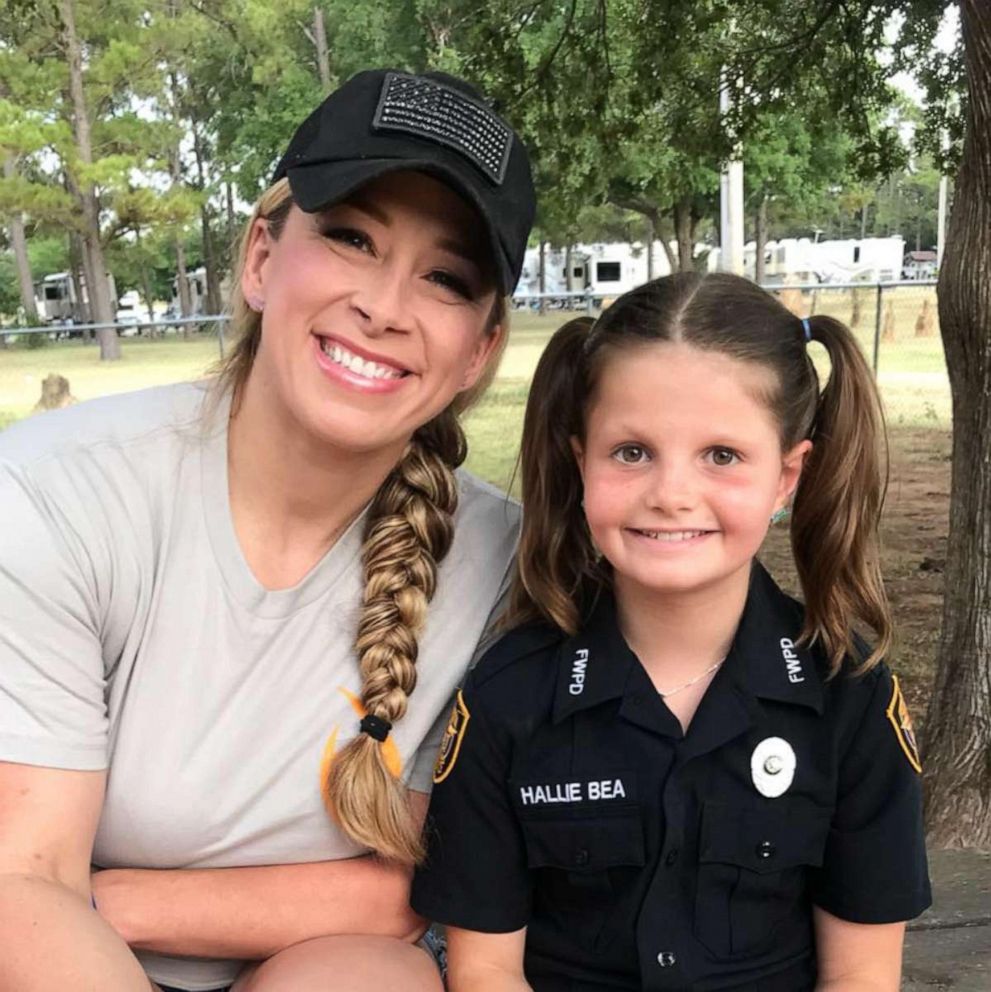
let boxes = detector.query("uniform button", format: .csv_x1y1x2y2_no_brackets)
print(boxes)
574,848,590,866
665,848,680,866
656,951,677,967
756,840,776,859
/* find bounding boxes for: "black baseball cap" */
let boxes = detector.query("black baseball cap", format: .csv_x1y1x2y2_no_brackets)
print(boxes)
273,69,536,296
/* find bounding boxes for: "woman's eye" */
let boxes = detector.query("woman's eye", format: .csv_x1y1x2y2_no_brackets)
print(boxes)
322,227,374,253
613,444,649,465
708,447,740,467
428,269,474,300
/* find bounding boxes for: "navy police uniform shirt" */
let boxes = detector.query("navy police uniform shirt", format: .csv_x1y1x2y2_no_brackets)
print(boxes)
411,564,931,991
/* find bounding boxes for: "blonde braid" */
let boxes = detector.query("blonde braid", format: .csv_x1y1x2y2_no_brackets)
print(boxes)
324,413,463,863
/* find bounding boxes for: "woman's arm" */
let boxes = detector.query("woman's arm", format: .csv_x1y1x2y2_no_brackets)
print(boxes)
446,925,532,992
93,791,432,959
0,762,155,991
814,906,905,991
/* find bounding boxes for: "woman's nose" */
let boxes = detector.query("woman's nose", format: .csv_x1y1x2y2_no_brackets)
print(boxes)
351,267,410,337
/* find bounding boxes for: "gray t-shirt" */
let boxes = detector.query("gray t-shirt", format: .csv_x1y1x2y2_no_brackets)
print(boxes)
0,382,519,990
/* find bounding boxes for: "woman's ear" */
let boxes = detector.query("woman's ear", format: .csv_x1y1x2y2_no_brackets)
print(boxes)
460,322,505,391
240,218,272,311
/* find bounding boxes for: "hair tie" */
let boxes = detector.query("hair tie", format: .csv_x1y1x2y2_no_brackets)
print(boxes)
800,317,812,343
359,714,392,742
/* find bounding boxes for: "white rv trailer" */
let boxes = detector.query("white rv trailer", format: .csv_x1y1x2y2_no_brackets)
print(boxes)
33,271,118,323
744,236,906,285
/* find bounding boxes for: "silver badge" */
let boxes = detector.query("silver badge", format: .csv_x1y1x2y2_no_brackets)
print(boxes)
750,737,796,798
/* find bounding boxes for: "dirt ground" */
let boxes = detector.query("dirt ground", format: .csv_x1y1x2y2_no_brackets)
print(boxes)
760,425,951,736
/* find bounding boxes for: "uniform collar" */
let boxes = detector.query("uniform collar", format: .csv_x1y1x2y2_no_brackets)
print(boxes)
550,563,823,725
551,591,637,724
726,562,824,715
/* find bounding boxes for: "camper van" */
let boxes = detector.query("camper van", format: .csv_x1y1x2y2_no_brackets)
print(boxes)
33,271,119,324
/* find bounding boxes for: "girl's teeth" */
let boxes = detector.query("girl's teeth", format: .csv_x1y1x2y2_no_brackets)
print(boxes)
641,530,706,541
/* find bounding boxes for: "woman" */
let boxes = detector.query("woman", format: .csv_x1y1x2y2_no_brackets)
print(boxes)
0,68,534,992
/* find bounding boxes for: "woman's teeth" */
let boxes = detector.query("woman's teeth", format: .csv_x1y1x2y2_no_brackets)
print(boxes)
321,339,405,379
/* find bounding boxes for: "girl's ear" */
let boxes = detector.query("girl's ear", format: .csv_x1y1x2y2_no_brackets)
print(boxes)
240,217,273,307
775,439,813,512
569,436,586,475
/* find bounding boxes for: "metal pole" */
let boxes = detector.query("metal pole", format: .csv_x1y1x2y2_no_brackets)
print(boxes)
937,175,948,271
872,284,883,376
719,71,745,276
217,318,225,359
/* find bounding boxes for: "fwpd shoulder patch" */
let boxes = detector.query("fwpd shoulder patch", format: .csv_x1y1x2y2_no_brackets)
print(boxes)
886,675,922,774
433,689,471,784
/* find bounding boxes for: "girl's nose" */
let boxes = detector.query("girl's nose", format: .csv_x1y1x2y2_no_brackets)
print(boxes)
645,460,698,513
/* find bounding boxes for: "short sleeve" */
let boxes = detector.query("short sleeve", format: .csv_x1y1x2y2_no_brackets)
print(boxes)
407,697,450,793
411,672,531,931
407,577,512,794
810,666,931,922
0,462,108,769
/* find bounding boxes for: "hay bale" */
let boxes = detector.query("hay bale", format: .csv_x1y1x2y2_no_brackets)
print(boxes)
778,287,805,317
33,373,76,413
881,301,897,342
915,298,936,338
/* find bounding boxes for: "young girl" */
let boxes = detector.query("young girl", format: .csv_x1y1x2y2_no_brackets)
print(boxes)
412,273,931,992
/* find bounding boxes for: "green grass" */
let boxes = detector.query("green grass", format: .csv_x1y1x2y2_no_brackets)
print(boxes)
1,304,952,488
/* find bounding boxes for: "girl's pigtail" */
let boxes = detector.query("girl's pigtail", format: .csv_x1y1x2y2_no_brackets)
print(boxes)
507,317,600,634
791,314,892,675
325,412,463,863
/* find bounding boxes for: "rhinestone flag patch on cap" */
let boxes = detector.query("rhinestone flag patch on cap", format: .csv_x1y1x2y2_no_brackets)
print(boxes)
373,73,512,185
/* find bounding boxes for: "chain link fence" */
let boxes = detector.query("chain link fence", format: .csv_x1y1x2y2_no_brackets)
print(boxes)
763,280,947,427
1,282,949,429
0,314,231,355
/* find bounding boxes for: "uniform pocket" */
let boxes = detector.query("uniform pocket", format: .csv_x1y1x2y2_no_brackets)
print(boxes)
694,800,830,958
522,809,646,951
523,809,646,872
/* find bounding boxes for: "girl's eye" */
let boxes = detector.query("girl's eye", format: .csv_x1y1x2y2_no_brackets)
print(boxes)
708,447,740,467
612,444,649,465
428,269,475,301
322,227,374,253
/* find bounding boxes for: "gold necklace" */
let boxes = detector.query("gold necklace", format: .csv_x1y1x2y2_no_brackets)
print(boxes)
657,657,726,698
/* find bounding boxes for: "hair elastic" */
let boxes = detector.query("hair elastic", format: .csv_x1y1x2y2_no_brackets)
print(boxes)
800,317,812,343
359,713,392,742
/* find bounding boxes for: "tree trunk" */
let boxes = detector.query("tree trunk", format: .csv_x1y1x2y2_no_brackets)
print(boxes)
67,231,91,333
658,214,677,274
646,215,655,281
192,121,223,315
313,6,331,89
923,0,991,849
860,202,868,240
754,193,769,286
565,244,573,294
60,0,119,359
175,237,192,320
538,239,546,315
4,157,39,325
673,196,693,272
